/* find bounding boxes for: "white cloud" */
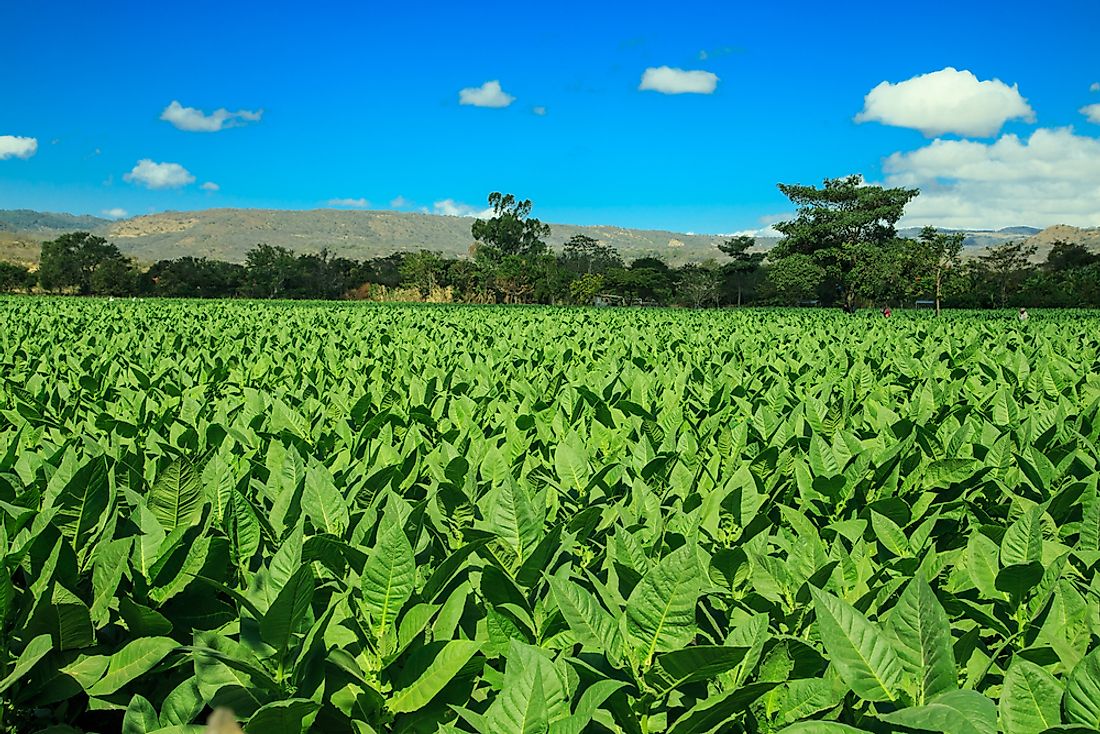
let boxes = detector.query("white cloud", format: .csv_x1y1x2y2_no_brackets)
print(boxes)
102,208,128,219
458,80,514,108
160,100,263,132
327,197,371,208
1092,82,1100,92
532,106,547,116
855,67,1034,137
731,212,791,239
201,181,220,192
390,195,410,208
639,66,718,95
1081,104,1100,124
433,199,494,218
0,135,38,160
883,127,1100,229
123,159,196,189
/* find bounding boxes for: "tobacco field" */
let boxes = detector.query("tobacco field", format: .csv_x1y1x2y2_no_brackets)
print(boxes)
2,298,1100,734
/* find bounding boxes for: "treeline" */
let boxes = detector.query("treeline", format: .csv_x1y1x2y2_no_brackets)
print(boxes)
2,183,1098,308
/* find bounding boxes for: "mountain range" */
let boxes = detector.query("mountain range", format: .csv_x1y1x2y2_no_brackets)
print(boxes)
2,208,1098,267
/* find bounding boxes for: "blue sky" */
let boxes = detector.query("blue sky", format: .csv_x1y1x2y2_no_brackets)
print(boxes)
2,0,1099,234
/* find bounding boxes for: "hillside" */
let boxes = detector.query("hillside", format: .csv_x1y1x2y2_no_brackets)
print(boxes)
101,209,735,266
1,208,1097,265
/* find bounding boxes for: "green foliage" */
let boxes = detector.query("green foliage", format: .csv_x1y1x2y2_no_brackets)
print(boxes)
2,300,1100,732
769,175,919,307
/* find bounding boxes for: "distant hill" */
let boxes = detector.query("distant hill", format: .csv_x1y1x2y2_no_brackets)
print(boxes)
0,208,1097,265
0,209,111,235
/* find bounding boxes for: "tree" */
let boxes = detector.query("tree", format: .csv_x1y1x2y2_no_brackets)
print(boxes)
493,254,537,304
767,253,825,305
569,273,604,305
604,257,674,303
38,232,128,294
717,235,765,306
88,258,134,296
678,260,723,308
243,244,298,298
770,175,919,309
0,262,33,293
1044,240,1098,271
470,193,550,261
978,240,1037,308
144,257,245,297
915,227,964,315
560,234,622,275
399,251,444,297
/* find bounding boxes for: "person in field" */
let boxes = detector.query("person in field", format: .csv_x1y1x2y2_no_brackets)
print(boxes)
882,306,891,318
1019,307,1029,321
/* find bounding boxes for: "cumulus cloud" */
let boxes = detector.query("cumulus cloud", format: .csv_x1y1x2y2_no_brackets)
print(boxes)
160,100,263,132
0,135,38,160
327,197,371,208
855,67,1034,137
883,127,1100,229
1092,82,1100,92
532,106,547,116
123,159,196,189
433,199,494,218
390,195,410,208
102,208,128,219
731,213,792,239
639,66,718,95
459,80,515,108
1081,104,1100,124
201,181,220,192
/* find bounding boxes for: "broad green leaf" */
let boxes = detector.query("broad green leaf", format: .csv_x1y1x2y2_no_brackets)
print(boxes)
485,641,569,733
1001,507,1043,566
259,564,314,658
774,722,869,733
122,695,159,734
667,681,778,734
86,637,179,696
648,645,749,692
148,459,203,532
49,455,110,556
0,634,52,694
810,587,902,702
626,545,704,667
1065,647,1100,728
1000,659,1062,734
554,432,590,490
302,462,348,535
361,506,415,639
967,533,1001,597
888,576,956,704
388,639,480,714
547,575,619,655
881,689,997,734
244,698,320,734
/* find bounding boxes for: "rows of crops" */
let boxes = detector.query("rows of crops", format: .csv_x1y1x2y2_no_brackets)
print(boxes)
2,298,1100,733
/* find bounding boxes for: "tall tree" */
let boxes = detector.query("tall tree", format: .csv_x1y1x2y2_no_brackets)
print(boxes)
718,235,765,306
766,253,826,305
0,262,33,293
1044,240,1098,271
38,232,128,294
243,244,298,298
678,260,724,308
770,175,919,309
915,227,964,316
978,240,1037,308
399,251,445,297
470,193,551,261
560,234,622,275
